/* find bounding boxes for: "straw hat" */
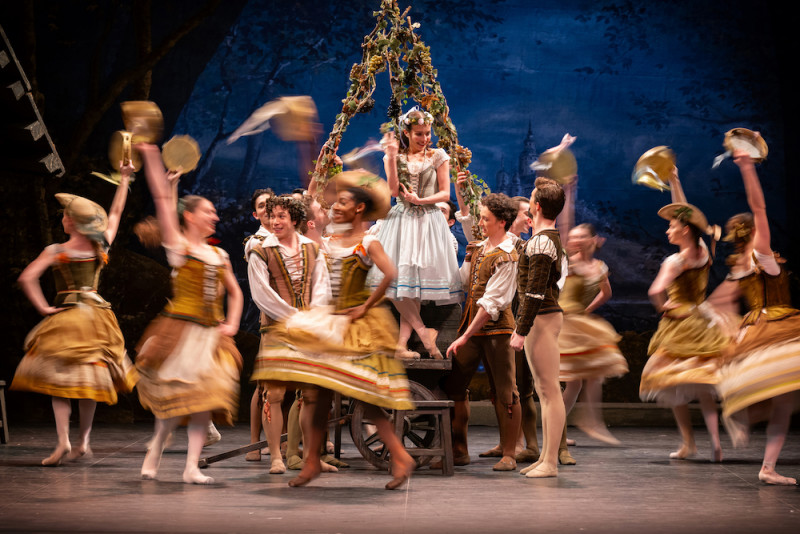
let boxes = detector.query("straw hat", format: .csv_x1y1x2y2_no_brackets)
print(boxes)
658,202,720,240
55,193,108,242
334,170,391,221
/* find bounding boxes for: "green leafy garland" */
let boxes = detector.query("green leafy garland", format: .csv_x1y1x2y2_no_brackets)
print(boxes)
311,0,488,238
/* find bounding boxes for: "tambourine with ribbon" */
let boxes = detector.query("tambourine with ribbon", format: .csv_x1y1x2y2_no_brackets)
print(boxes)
712,128,768,168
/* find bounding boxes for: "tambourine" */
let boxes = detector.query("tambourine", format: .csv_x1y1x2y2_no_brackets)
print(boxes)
108,130,141,171
531,134,578,184
632,146,674,192
268,96,321,142
723,128,768,162
120,100,164,144
162,135,202,172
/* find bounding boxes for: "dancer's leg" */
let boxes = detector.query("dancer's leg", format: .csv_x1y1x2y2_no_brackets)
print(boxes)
562,380,582,414
391,298,440,358
698,392,722,462
246,387,262,461
670,404,697,459
141,415,180,479
184,411,214,484
759,393,796,485
43,397,72,466
521,313,564,478
289,388,333,487
363,404,415,489
576,378,621,446
67,399,96,460
286,394,303,469
264,384,287,474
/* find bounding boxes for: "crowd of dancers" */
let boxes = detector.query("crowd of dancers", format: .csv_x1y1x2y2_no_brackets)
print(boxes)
10,106,800,488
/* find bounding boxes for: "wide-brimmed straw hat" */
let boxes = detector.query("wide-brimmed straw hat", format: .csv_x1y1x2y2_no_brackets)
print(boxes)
55,193,108,242
658,202,721,240
334,170,391,221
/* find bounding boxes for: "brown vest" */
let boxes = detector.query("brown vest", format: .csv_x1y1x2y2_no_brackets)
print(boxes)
459,241,518,336
249,240,319,332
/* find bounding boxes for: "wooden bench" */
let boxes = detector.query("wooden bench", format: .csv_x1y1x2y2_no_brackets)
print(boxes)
0,380,8,444
393,399,454,476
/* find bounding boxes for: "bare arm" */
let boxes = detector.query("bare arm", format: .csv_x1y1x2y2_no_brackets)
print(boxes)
734,151,771,255
585,275,612,314
557,178,577,245
18,248,60,316
219,257,243,337
382,133,400,197
104,160,135,246
648,258,681,312
667,167,687,204
137,143,183,249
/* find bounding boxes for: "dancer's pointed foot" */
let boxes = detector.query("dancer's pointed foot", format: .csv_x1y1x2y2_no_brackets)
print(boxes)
288,461,321,487
669,443,697,460
395,348,421,360
42,443,71,466
269,458,287,474
423,328,443,359
558,449,577,465
183,468,215,485
712,445,723,463
579,424,621,446
478,445,503,458
525,464,558,478
758,465,797,485
204,424,221,447
492,456,517,471
141,442,165,479
66,444,92,461
386,453,415,490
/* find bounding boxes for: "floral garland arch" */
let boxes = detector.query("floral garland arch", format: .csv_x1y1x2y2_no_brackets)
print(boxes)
311,0,488,238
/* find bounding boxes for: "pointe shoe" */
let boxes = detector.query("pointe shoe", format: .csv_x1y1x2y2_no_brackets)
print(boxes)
515,447,540,463
492,456,517,471
288,474,313,487
67,445,92,461
395,348,421,360
386,456,415,490
245,449,261,462
204,424,221,447
183,469,215,485
269,459,287,474
668,444,697,460
423,328,443,359
286,455,303,470
758,466,798,486
141,439,167,479
42,444,71,467
478,445,503,458
558,449,577,465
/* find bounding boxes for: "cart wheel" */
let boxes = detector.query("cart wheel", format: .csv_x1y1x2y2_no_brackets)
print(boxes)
349,381,440,470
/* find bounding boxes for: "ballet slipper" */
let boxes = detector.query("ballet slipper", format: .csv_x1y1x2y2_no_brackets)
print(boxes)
668,443,697,460
492,456,517,471
514,447,540,463
758,466,798,486
478,445,503,458
286,454,303,470
183,468,215,485
524,464,558,478
269,458,287,474
423,328,443,359
558,449,577,465
322,454,349,468
245,449,261,462
204,424,221,447
386,454,415,490
319,460,338,473
66,444,93,461
579,424,621,446
42,443,71,467
519,459,542,475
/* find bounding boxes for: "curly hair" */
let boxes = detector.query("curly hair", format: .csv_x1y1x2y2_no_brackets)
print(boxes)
482,192,518,231
270,194,307,227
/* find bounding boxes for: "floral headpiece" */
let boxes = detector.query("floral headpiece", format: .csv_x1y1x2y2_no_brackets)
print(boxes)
400,106,433,128
722,220,753,243
672,205,693,223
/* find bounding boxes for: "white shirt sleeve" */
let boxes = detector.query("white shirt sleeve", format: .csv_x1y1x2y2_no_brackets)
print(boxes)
309,248,331,307
477,260,518,321
754,250,781,276
246,253,298,321
456,210,474,241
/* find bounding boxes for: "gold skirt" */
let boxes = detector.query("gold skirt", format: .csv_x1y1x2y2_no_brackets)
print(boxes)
718,315,800,421
640,307,730,405
252,305,414,411
11,304,137,404
135,316,241,425
558,313,628,381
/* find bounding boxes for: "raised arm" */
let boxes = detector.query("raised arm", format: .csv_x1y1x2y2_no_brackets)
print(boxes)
667,167,687,204
734,150,771,255
137,143,183,249
104,160,135,246
382,132,400,197
556,178,577,245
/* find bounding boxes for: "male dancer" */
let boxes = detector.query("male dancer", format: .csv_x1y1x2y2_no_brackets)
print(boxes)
443,193,522,471
510,177,567,478
247,195,331,474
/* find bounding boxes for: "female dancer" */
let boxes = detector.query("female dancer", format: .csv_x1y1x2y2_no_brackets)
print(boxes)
715,150,800,485
557,178,628,446
12,162,137,465
639,171,729,462
370,107,462,358
135,143,243,484
255,170,415,489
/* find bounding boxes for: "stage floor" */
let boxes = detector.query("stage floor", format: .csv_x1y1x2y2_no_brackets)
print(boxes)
1,423,797,533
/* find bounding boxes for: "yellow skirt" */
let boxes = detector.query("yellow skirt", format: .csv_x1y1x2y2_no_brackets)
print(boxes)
135,316,241,425
640,308,730,405
718,315,800,421
252,305,414,410
11,305,137,404
558,313,628,381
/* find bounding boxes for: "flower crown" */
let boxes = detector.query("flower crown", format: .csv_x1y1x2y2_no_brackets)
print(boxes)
400,106,433,128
